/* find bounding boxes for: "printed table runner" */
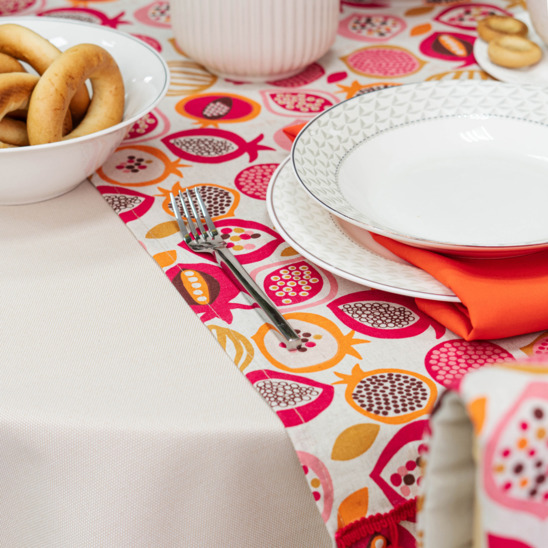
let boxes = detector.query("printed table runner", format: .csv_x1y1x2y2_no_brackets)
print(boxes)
3,0,541,545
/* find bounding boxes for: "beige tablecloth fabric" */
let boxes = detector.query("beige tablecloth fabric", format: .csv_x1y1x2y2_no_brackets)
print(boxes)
0,181,332,547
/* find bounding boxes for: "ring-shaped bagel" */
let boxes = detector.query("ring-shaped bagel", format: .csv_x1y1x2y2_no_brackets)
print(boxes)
488,35,542,68
477,15,528,42
0,117,28,146
0,23,90,121
0,51,24,73
0,72,38,148
27,43,125,145
0,72,38,117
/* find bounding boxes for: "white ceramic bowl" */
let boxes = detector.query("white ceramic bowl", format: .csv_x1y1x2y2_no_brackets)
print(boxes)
0,17,169,205
170,0,340,81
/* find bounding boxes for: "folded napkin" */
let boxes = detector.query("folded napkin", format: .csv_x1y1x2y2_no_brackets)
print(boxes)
418,358,548,548
372,234,548,341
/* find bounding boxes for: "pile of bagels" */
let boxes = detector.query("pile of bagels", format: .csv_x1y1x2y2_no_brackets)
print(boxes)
0,23,124,149
477,15,543,69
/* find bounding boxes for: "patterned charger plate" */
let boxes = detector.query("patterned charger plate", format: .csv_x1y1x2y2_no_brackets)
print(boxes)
291,80,548,258
266,158,458,302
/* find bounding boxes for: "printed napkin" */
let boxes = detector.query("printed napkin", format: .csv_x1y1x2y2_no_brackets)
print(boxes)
418,358,548,548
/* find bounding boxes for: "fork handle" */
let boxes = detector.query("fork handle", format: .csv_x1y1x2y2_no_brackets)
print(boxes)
214,247,301,351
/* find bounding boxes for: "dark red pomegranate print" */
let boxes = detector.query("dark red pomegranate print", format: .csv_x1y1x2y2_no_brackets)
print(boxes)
166,262,256,324
246,370,334,427
96,185,154,223
162,128,275,164
328,290,445,339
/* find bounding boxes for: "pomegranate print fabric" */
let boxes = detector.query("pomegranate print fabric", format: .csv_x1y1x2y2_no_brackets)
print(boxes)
418,360,548,548
23,0,539,545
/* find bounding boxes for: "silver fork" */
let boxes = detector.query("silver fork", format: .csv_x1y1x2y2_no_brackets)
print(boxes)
170,188,301,351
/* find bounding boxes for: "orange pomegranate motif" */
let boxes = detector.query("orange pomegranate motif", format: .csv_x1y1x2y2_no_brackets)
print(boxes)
334,364,437,424
252,312,368,374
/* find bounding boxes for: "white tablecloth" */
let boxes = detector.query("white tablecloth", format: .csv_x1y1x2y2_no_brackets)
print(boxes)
0,181,332,547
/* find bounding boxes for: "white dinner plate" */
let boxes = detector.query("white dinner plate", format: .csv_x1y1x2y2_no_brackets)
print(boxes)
266,158,459,302
474,11,548,86
291,80,548,258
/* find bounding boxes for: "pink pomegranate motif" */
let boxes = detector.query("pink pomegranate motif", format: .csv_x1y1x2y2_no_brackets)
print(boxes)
166,262,256,324
124,109,171,144
134,0,170,28
485,382,548,519
338,13,406,42
327,71,347,83
328,289,445,339
487,534,534,548
425,339,515,388
263,260,323,307
342,0,388,6
37,7,130,28
297,451,334,522
419,31,477,68
0,0,42,15
260,89,338,117
96,185,154,223
234,163,278,200
266,63,325,87
251,258,339,313
131,33,162,52
434,4,511,31
209,218,283,264
161,128,274,164
370,420,429,506
246,370,335,427
342,45,425,78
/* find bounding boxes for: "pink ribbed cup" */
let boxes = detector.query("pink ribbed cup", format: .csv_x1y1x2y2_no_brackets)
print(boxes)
170,0,340,81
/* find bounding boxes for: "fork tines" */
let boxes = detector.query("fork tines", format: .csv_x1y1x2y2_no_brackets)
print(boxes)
170,187,218,242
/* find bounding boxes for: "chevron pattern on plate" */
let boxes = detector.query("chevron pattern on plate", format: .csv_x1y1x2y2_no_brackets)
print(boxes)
291,80,548,230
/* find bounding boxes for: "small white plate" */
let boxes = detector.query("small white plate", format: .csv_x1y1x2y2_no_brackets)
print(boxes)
291,80,548,258
474,11,548,85
266,158,458,302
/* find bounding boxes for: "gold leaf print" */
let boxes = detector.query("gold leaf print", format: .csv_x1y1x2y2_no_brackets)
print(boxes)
331,423,380,461
337,487,369,528
209,325,255,371
410,23,432,36
146,221,180,239
281,246,299,257
404,6,434,16
153,250,178,268
167,60,217,97
467,397,487,434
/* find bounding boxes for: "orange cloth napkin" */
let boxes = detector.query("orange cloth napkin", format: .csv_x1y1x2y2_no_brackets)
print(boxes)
283,122,307,142
372,234,548,341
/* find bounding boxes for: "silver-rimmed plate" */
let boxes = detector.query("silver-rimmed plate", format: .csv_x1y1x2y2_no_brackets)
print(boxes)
291,80,548,258
266,158,458,302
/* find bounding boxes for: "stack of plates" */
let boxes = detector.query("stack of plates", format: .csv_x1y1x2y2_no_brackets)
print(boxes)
266,80,548,302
